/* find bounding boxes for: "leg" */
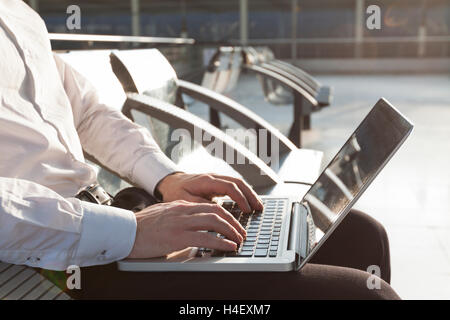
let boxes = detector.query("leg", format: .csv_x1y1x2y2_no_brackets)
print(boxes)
72,262,399,300
303,114,311,130
310,209,391,283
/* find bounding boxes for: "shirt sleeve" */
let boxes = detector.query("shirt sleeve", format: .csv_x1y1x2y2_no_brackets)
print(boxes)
53,54,180,195
0,177,137,271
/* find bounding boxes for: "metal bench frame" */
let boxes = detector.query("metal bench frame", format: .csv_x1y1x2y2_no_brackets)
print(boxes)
110,49,323,187
240,46,333,147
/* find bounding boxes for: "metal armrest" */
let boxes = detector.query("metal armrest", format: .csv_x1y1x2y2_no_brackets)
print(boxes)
177,79,297,155
243,64,318,107
260,62,319,107
270,59,320,91
123,93,281,189
269,60,333,107
243,64,319,147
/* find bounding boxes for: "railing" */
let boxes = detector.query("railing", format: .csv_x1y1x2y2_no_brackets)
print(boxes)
49,33,195,45
224,35,450,59
239,36,450,45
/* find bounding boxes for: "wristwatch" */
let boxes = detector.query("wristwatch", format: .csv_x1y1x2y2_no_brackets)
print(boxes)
75,184,113,206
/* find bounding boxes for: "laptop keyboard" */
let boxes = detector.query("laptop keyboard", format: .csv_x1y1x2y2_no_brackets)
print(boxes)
197,199,286,258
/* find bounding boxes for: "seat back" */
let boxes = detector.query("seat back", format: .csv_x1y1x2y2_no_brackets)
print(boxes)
256,46,322,94
225,47,243,93
201,47,238,94
109,49,179,101
242,47,293,105
110,49,247,180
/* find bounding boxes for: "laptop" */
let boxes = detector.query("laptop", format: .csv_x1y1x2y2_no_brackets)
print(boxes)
118,98,413,272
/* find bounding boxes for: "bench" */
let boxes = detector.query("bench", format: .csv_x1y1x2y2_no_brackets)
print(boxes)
1,48,325,299
109,49,323,189
0,262,71,300
201,46,243,95
251,46,332,108
240,46,333,147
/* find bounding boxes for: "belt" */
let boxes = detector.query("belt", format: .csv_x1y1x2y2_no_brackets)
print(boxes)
75,184,113,206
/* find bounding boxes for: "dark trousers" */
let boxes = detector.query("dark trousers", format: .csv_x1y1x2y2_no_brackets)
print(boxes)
64,189,400,300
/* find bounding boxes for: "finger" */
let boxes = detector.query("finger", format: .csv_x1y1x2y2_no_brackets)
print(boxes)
182,203,246,238
184,213,243,244
212,175,264,211
206,177,252,213
182,231,238,252
184,194,215,204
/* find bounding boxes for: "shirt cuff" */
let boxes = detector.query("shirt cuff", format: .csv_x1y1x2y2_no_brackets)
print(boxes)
75,201,137,267
131,151,181,196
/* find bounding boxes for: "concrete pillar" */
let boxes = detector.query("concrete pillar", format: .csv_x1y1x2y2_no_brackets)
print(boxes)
418,25,427,57
354,0,364,58
240,0,248,46
291,0,298,60
131,0,140,37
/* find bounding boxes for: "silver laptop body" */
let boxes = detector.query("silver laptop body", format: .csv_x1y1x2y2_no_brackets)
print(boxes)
118,98,413,272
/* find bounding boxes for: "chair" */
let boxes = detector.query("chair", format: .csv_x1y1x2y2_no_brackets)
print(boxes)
58,50,292,192
252,47,332,108
109,49,323,188
201,46,243,95
240,46,333,145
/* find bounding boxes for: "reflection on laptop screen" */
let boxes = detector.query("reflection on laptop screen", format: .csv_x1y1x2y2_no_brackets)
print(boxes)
304,99,413,244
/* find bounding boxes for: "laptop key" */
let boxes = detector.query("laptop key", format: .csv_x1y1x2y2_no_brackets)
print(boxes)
257,239,270,244
238,251,253,257
269,251,277,257
254,249,268,257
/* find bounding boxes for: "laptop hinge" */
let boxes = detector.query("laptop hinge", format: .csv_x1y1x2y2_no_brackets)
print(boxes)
289,202,309,271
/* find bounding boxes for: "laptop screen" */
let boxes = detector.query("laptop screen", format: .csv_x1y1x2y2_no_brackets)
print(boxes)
303,99,413,246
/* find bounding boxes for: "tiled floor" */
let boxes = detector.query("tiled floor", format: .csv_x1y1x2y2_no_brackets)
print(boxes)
190,73,450,299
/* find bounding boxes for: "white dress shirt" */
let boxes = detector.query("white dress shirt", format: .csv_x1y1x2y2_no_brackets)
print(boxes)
0,1,179,270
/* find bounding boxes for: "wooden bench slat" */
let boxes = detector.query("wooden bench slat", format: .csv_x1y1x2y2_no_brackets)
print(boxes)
0,262,12,273
21,277,54,300
3,272,46,300
0,265,25,287
55,291,72,300
0,267,35,299
39,285,63,300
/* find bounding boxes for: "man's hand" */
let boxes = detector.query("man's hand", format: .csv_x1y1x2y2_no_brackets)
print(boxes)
156,173,264,213
127,200,247,259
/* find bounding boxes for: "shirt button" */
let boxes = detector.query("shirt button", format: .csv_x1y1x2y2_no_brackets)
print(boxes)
27,257,41,264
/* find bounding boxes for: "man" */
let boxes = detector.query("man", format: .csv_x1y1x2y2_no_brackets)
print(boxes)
0,1,399,299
